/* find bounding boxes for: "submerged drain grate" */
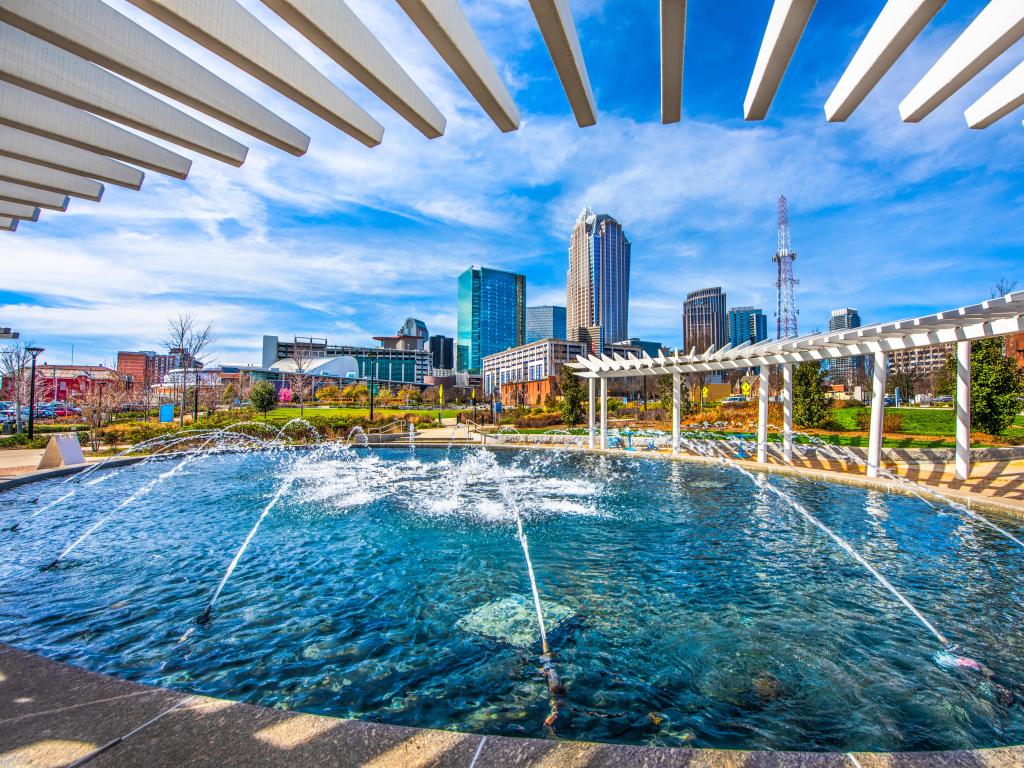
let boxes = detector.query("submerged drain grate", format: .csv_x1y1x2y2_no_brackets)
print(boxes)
457,595,575,647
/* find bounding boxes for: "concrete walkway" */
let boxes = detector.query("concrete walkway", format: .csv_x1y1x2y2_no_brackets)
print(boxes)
2,644,1022,767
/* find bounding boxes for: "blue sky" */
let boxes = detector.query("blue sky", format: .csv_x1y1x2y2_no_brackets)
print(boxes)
3,0,1023,367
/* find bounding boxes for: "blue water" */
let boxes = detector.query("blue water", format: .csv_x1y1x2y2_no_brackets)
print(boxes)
2,446,1024,752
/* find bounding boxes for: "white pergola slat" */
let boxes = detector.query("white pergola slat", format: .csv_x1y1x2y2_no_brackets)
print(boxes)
0,0,310,156
0,216,18,231
529,0,597,127
964,59,1024,129
899,0,1024,122
127,0,384,147
264,0,446,139
660,0,686,124
0,125,143,189
397,0,520,133
825,0,945,122
573,291,1024,481
0,22,248,166
0,180,69,211
0,155,103,201
0,200,38,221
744,0,817,120
0,83,192,180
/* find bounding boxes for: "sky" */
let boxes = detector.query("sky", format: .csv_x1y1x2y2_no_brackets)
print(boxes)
2,0,1023,368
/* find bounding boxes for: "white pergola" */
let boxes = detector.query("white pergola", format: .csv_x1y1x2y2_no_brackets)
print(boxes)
1,1,1024,232
570,291,1024,482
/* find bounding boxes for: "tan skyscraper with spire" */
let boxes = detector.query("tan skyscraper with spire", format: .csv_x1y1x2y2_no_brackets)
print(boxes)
566,207,631,355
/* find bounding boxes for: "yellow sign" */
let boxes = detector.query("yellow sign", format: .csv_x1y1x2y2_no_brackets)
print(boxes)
741,382,751,396
439,384,443,403
471,389,476,400
702,386,709,398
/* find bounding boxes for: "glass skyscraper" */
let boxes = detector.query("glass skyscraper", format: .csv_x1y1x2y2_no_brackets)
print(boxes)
683,287,727,352
567,208,631,351
728,306,768,347
526,305,567,343
456,266,526,373
827,307,863,387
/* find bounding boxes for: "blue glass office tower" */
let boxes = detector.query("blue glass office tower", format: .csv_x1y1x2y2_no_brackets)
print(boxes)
457,266,526,373
526,305,567,343
728,306,768,347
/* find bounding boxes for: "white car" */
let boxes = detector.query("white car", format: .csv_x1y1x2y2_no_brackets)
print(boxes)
721,395,749,404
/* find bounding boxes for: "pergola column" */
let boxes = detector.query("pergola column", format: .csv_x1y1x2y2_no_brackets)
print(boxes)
757,364,770,463
956,340,972,481
782,362,793,463
867,350,888,478
599,377,608,450
672,372,681,454
587,377,596,449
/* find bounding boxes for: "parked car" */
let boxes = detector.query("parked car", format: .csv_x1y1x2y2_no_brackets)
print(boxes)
721,395,749,404
933,395,953,404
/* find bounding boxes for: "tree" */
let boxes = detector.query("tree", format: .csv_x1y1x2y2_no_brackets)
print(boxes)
658,374,691,415
944,338,1024,435
792,361,832,428
559,367,585,426
163,314,215,428
221,382,238,405
888,364,923,401
315,384,341,404
74,379,132,453
250,381,278,420
0,342,36,434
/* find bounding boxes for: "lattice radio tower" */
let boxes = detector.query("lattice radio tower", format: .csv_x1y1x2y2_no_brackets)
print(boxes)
773,195,799,339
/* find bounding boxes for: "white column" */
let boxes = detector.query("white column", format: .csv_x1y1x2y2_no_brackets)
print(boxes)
956,340,972,481
672,372,681,454
867,350,888,478
757,364,770,463
600,377,608,450
782,362,793,463
587,377,596,449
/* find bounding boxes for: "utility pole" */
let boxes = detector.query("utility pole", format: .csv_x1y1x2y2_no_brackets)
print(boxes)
773,195,800,339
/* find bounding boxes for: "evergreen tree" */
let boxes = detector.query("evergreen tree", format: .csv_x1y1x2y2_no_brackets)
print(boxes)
792,361,832,428
559,367,585,427
944,338,1024,434
250,381,279,420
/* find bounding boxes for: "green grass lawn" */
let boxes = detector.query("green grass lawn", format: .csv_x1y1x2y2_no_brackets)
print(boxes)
831,406,956,436
268,406,461,421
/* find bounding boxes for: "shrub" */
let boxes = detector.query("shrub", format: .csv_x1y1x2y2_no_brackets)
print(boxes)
97,422,175,447
854,410,903,433
514,412,563,428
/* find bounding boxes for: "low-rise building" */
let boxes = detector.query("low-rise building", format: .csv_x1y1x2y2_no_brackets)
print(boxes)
482,338,586,404
262,335,428,384
887,344,951,375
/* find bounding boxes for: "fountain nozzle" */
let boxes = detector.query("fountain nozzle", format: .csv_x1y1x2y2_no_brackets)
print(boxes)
539,652,566,696
196,607,212,625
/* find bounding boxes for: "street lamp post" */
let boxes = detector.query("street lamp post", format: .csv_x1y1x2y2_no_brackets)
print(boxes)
368,353,376,422
26,346,44,439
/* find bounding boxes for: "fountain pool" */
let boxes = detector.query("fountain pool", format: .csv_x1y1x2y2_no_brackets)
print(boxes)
2,446,1024,753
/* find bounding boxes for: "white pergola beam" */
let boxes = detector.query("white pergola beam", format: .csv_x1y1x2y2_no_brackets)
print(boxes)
0,156,103,201
825,0,945,122
128,0,383,148
0,83,191,179
660,0,686,124
0,181,68,211
900,0,1024,122
0,216,18,232
0,23,247,166
965,59,1024,128
0,0,309,156
397,0,520,133
0,200,38,220
867,351,888,478
529,0,597,127
264,0,445,139
0,125,143,189
744,0,817,120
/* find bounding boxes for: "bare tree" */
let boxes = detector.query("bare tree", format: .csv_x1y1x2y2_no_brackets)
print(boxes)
162,314,215,427
289,340,315,418
74,378,133,453
0,342,40,434
993,278,1019,299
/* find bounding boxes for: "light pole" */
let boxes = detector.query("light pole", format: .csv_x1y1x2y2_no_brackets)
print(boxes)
26,346,44,439
368,352,376,422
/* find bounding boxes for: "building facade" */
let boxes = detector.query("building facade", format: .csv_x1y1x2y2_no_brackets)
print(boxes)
261,335,428,384
826,308,863,387
116,350,179,390
526,305,567,343
427,335,454,372
567,208,631,348
727,307,768,347
481,338,586,400
683,288,727,352
887,344,951,375
456,266,526,374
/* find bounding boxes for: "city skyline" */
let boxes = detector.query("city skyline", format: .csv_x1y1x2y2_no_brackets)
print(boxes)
2,1,1023,366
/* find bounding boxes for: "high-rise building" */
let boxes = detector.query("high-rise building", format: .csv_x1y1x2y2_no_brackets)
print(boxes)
116,350,181,390
683,288,727,352
826,308,863,387
567,208,631,348
727,307,768,347
526,305,567,343
427,335,454,372
456,266,526,373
